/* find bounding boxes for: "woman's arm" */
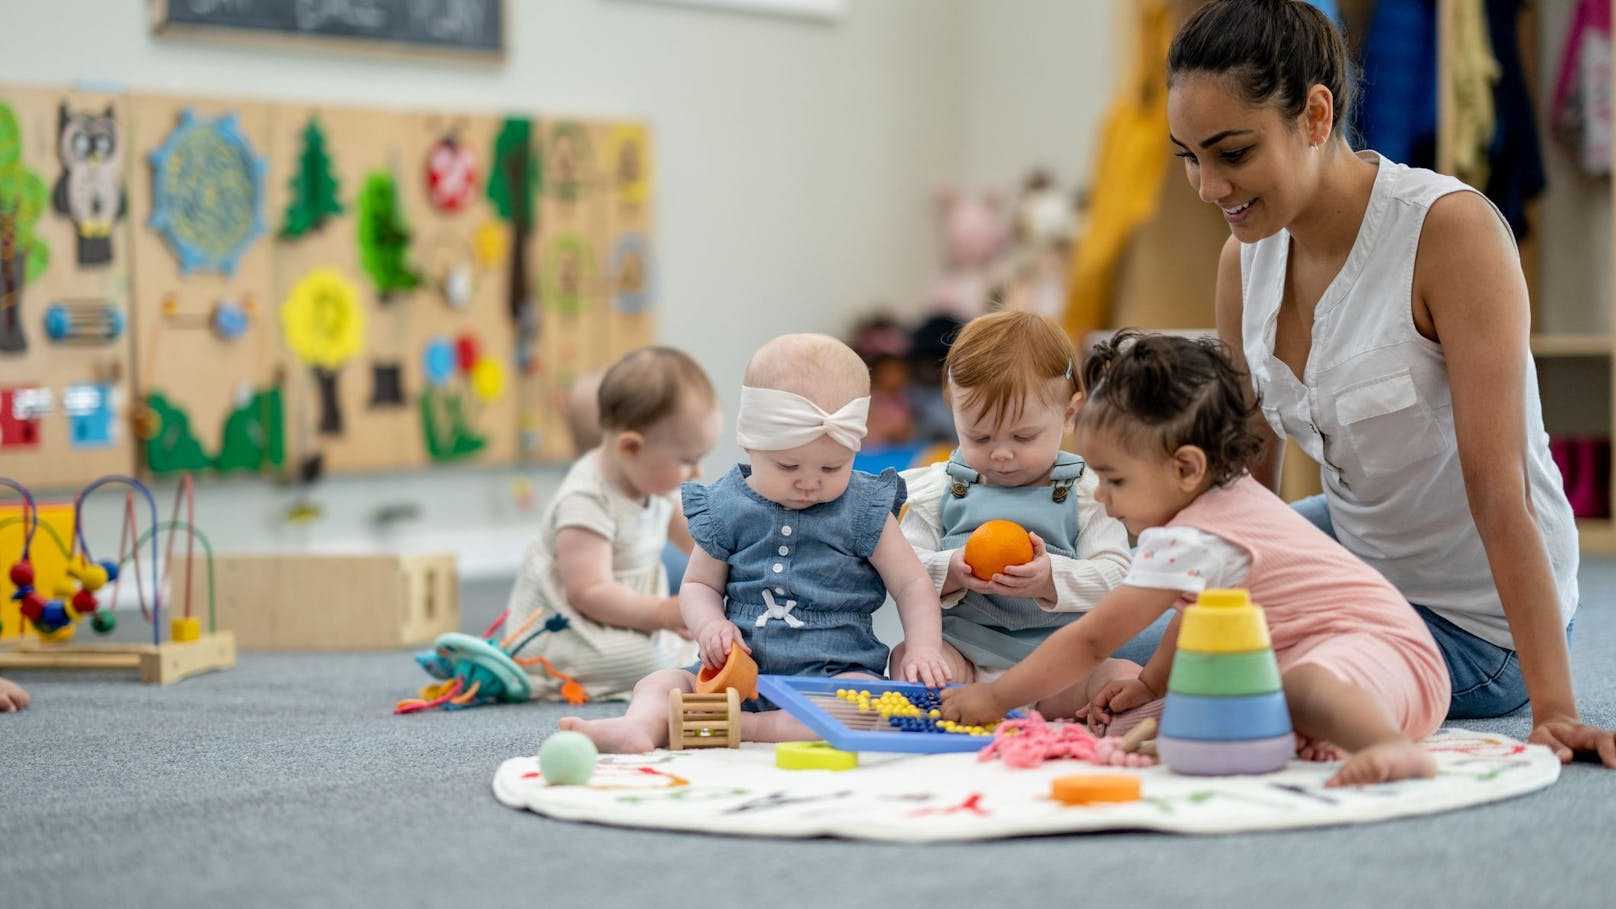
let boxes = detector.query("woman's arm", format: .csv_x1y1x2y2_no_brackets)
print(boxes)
1417,191,1615,767
1214,234,1286,493
554,527,684,633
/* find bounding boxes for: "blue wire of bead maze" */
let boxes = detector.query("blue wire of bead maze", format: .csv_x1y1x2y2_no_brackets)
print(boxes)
756,674,1021,754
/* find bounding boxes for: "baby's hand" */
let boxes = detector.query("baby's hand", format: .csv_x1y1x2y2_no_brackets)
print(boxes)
952,534,1056,603
897,647,952,689
696,619,748,669
980,532,1056,603
1081,676,1158,734
938,682,1009,726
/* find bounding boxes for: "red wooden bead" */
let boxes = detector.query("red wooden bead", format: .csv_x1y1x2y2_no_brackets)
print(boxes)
19,591,46,622
9,560,33,587
72,588,99,613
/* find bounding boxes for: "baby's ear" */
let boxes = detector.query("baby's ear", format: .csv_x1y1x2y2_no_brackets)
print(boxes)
615,430,644,456
1172,445,1210,488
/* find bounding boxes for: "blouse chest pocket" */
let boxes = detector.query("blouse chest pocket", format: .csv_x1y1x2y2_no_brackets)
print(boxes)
1332,369,1442,478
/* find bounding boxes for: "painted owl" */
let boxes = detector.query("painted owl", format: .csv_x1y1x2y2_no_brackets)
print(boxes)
53,103,126,266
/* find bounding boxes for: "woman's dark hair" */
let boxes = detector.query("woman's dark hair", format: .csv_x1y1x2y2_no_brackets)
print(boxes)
1078,330,1263,485
1168,0,1356,138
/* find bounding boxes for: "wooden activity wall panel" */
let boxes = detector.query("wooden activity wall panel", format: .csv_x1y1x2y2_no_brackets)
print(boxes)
0,85,139,488
0,82,657,489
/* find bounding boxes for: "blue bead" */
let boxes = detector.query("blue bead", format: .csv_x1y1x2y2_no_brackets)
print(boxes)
44,303,71,340
98,559,120,583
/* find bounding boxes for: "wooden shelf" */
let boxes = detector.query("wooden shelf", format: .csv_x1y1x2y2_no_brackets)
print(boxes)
1576,519,1616,555
1531,334,1613,357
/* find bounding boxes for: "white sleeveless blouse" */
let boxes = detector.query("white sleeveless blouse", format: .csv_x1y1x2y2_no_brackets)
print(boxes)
1239,152,1578,647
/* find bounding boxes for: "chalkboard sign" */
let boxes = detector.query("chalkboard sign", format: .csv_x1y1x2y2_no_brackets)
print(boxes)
151,0,504,59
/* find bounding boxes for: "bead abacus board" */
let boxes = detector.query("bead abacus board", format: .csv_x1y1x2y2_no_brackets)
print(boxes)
756,675,1019,754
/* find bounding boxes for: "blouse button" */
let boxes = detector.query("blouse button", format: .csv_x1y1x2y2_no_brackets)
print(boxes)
778,545,789,556
775,586,785,595
772,563,783,573
780,525,793,536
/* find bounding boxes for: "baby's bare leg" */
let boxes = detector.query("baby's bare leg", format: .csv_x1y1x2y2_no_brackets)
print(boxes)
1282,663,1435,786
559,669,695,753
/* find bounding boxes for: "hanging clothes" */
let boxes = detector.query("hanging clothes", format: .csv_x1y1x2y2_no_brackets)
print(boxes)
1357,0,1439,169
1062,0,1173,344
1551,0,1613,176
1447,0,1500,188
1481,0,1547,240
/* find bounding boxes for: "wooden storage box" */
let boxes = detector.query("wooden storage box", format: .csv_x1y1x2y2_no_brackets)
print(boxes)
183,552,459,650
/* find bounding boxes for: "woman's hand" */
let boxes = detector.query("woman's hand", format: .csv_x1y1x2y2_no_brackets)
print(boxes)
1530,714,1616,767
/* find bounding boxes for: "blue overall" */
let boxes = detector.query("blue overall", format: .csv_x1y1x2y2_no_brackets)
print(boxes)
937,451,1088,671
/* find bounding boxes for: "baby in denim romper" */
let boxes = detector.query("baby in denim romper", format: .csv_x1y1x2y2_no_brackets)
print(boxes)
561,334,951,752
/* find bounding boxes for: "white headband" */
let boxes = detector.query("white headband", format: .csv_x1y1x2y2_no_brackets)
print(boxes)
735,386,870,452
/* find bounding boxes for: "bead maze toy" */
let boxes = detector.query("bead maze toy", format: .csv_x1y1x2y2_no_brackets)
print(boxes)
756,675,1019,754
0,474,235,684
1157,588,1294,775
395,606,587,713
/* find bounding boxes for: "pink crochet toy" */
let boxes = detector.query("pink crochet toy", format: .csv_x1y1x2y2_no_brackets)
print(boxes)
978,711,1156,769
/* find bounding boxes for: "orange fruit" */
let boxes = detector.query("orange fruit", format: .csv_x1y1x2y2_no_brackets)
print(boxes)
963,519,1034,580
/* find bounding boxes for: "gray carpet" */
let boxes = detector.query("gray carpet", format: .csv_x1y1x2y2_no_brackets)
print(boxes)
3,566,1614,909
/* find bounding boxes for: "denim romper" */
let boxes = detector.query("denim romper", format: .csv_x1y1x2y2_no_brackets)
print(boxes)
937,450,1086,671
683,465,904,687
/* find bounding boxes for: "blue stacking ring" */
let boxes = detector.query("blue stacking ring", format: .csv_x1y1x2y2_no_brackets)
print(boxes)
1159,690,1293,741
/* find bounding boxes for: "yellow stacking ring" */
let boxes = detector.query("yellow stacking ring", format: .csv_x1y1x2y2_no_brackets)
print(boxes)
776,741,859,771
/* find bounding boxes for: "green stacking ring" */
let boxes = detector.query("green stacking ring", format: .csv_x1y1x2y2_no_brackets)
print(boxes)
1168,649,1282,697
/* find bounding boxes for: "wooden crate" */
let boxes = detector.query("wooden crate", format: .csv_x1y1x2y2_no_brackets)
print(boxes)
181,552,459,650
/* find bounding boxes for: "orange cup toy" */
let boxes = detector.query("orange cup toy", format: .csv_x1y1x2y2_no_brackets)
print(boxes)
696,641,759,700
963,520,1035,580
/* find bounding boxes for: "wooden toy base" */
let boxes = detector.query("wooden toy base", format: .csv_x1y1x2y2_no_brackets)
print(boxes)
0,631,236,684
668,688,741,750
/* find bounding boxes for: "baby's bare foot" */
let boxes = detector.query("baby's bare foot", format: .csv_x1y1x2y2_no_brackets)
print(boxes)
558,715,659,754
1294,733,1344,762
1326,740,1437,787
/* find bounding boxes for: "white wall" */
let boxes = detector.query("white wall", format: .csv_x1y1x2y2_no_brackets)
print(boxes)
960,0,1119,195
0,0,1117,579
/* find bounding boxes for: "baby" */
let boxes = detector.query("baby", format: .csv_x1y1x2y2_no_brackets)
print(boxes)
563,333,950,751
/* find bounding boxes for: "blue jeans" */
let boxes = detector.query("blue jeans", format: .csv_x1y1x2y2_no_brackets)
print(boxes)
1291,494,1568,719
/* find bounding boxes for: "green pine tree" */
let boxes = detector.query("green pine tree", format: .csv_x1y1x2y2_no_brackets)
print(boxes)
280,117,343,239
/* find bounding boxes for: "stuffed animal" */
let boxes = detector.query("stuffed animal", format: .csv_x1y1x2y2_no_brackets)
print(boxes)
927,185,1009,320
1001,169,1086,318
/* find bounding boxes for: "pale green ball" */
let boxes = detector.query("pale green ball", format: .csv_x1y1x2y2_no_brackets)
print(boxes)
538,730,598,785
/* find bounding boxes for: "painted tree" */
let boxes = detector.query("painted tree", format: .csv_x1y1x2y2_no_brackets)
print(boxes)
280,117,343,239
486,117,540,325
356,170,419,298
0,104,51,353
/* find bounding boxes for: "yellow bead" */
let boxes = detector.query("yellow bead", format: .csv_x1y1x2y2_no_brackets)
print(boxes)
929,709,941,719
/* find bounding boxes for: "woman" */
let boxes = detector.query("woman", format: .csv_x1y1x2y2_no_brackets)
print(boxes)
1166,0,1612,765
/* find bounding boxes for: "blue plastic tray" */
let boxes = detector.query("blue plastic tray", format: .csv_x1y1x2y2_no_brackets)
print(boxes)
757,674,1014,754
